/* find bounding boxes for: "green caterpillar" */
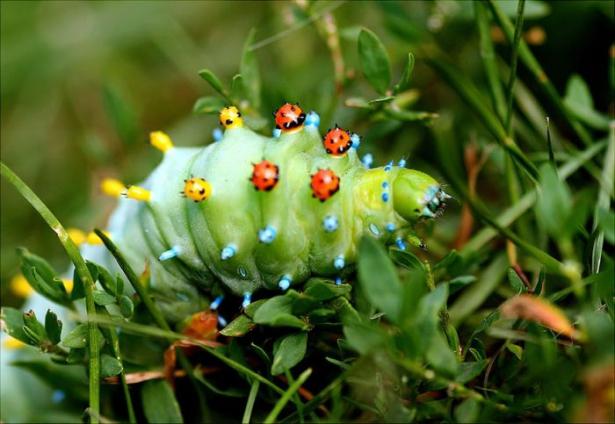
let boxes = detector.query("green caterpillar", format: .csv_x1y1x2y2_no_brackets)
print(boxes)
82,103,448,320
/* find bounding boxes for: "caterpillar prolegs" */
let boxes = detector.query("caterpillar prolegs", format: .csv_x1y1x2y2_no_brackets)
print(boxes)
83,103,448,320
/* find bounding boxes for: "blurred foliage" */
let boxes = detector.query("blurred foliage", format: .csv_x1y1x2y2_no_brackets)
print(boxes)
1,0,614,423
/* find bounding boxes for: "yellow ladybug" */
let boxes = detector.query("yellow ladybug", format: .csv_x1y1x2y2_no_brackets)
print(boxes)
219,106,244,129
182,177,212,202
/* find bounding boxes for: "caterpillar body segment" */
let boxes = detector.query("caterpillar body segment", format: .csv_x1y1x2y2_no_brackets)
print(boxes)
90,105,447,316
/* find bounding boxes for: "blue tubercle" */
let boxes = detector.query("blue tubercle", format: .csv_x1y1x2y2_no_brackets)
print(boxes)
322,215,339,232
210,295,224,310
381,192,389,202
305,111,320,128
386,223,396,233
52,390,66,404
258,226,277,243
398,158,407,168
221,244,237,260
335,277,342,286
217,315,228,327
361,153,373,168
242,292,252,308
382,181,389,189
384,161,393,171
272,128,282,138
278,274,292,291
212,128,223,142
334,255,345,270
395,237,407,250
159,245,182,261
350,133,361,149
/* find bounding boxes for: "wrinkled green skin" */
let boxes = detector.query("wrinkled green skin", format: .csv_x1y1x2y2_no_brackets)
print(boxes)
83,124,444,320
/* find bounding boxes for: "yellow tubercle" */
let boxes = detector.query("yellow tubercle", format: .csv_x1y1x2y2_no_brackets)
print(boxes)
101,178,126,198
183,177,212,202
9,274,33,298
3,336,26,350
86,230,110,245
126,185,151,202
67,227,87,245
62,278,74,294
219,106,244,129
150,131,174,153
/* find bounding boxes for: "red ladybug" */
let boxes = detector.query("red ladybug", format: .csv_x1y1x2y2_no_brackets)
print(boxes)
274,103,306,132
310,169,340,202
323,126,353,156
251,160,279,191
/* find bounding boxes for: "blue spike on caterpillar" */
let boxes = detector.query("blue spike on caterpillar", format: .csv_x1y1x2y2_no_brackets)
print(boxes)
84,103,448,320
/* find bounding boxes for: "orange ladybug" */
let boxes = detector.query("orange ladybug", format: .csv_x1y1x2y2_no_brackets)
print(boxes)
274,103,306,132
323,126,353,156
251,160,279,191
310,169,340,202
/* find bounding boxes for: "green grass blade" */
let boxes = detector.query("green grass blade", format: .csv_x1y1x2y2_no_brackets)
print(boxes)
487,0,594,147
474,1,506,121
0,161,101,423
242,380,260,424
504,0,526,135
264,368,312,424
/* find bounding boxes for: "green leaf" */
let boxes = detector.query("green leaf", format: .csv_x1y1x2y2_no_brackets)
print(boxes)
102,84,138,145
71,261,98,301
141,380,183,423
563,74,610,130
119,295,134,318
358,236,402,323
220,315,255,337
406,284,449,356
536,163,572,238
506,343,524,360
343,320,387,355
44,310,62,345
93,290,116,306
304,279,351,301
1,307,31,344
389,248,424,271
598,208,615,244
22,310,48,345
456,360,488,383
100,354,123,378
454,398,480,423
230,74,245,102
96,264,119,297
271,332,307,375
507,268,526,294
62,323,89,348
198,69,228,98
358,28,391,94
425,331,458,377
240,28,261,108
193,96,227,115
445,275,476,295
18,247,70,306
393,52,415,94
244,299,267,318
253,296,308,329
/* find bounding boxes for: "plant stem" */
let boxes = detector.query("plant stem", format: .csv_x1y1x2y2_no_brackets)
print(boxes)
504,0,525,135
265,368,312,424
242,380,260,424
486,0,593,147
94,229,210,422
474,1,506,122
0,162,101,423
426,57,538,181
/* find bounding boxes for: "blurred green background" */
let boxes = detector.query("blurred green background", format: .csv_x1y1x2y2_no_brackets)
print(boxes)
1,0,611,304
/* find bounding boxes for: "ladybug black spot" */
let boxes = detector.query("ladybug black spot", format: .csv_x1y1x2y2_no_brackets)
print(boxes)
225,119,233,125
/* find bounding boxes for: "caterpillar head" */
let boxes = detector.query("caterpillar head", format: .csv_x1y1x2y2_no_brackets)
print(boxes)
393,169,449,222
219,106,243,129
